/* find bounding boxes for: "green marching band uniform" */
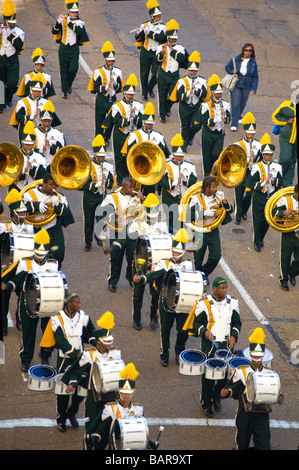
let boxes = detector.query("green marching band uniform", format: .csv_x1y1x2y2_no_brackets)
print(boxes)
169,50,207,149
272,184,299,291
2,230,59,371
52,0,89,98
233,112,262,224
0,0,25,112
134,0,166,100
183,276,241,416
87,40,124,137
221,328,284,450
272,99,297,188
247,133,283,252
82,135,115,251
101,74,144,186
199,74,231,177
159,134,197,234
16,47,56,99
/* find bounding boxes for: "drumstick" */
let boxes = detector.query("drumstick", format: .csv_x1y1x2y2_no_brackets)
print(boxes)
155,426,164,447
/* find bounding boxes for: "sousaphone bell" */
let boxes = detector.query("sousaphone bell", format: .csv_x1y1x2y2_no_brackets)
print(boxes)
0,142,24,187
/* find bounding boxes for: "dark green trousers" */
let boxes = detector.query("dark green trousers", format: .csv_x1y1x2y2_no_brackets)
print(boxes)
178,101,200,148
132,260,160,323
251,191,269,245
278,136,297,187
234,183,252,221
0,53,19,109
280,231,299,284
236,407,271,450
158,295,188,361
83,191,104,246
157,68,179,120
112,127,129,185
193,228,221,278
58,43,79,93
139,47,158,98
108,233,136,287
95,93,114,137
202,127,224,177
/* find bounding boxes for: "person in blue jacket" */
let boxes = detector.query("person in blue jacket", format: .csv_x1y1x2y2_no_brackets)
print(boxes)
225,43,259,132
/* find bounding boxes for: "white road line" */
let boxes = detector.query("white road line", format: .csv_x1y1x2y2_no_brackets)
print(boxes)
79,54,93,78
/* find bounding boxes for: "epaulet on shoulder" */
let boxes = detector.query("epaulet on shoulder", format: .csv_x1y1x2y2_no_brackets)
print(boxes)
55,127,63,133
106,401,117,406
133,402,143,406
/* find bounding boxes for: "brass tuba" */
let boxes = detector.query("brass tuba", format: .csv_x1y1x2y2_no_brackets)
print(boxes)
265,186,299,233
127,141,166,188
211,144,247,188
50,145,92,190
0,142,24,187
19,179,57,227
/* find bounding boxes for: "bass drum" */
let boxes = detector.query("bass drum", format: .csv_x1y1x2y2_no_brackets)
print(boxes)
92,359,125,394
246,369,281,404
111,417,149,450
1,232,34,271
135,233,173,274
24,271,68,318
28,364,57,391
163,269,206,313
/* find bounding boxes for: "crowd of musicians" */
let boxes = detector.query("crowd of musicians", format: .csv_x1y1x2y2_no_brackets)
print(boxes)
0,0,298,451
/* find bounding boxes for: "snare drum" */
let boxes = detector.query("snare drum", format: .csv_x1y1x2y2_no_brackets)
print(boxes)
246,369,281,404
227,357,251,379
179,349,207,376
215,349,232,363
54,373,87,396
163,269,206,313
243,347,273,368
111,417,149,450
24,271,68,318
135,233,173,274
205,358,227,380
1,232,34,271
28,364,57,391
92,359,125,394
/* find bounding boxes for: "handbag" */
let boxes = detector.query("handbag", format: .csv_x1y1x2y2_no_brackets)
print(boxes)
272,124,280,135
221,58,238,91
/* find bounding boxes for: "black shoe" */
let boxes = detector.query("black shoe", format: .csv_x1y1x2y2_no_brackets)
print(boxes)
125,275,133,287
150,315,158,331
6,100,12,107
258,241,264,248
84,244,91,252
280,283,289,291
68,415,79,428
0,109,3,113
94,234,102,246
133,321,142,331
57,422,67,432
161,358,169,367
108,285,116,293
21,364,29,373
160,117,166,123
254,244,261,252
213,398,222,413
2,328,7,336
166,110,171,117
188,139,193,146
242,214,247,220
68,88,72,94
62,92,67,99
206,277,210,286
149,90,155,98
142,95,148,101
234,219,241,225
290,276,296,287
203,408,213,417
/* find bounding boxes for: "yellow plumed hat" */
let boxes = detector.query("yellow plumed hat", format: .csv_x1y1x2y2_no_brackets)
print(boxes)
188,51,201,70
32,48,45,64
248,327,266,356
166,19,179,37
260,133,275,153
123,74,138,93
40,100,55,121
147,0,161,17
207,74,223,93
21,121,36,144
101,40,115,59
119,363,139,393
242,112,256,133
172,228,189,252
97,311,115,330
5,188,26,213
2,0,16,18
65,0,79,11
171,134,185,155
143,102,155,123
143,192,159,208
92,134,106,155
34,229,50,252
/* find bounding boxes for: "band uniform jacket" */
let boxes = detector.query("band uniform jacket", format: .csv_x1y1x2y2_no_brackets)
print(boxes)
35,125,65,168
160,157,197,200
248,160,283,197
0,24,25,57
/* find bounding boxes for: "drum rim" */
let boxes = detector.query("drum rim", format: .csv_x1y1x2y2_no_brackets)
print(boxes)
180,349,207,364
228,357,251,367
113,417,149,450
215,349,233,359
205,358,227,370
29,364,57,380
24,271,68,317
163,268,179,312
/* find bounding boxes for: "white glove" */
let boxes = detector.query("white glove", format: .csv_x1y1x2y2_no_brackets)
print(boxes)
39,202,48,213
95,181,104,188
204,208,216,218
51,196,60,206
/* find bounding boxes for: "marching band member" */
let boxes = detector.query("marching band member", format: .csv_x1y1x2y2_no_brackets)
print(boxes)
169,51,207,149
234,112,262,225
22,173,75,268
220,328,284,450
52,0,89,99
86,363,158,450
87,40,124,138
156,19,188,123
272,98,297,188
187,175,233,285
129,193,169,331
40,293,96,432
272,183,299,291
9,121,47,192
184,276,242,417
35,101,65,170
95,177,144,293
247,133,283,252
122,102,171,196
0,189,34,336
0,0,25,113
134,0,167,101
199,75,231,177
1,230,59,372
133,228,193,367
16,47,56,99
101,74,144,185
82,135,115,252
159,134,197,234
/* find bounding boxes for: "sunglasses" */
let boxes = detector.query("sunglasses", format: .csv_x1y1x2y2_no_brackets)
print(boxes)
244,49,253,52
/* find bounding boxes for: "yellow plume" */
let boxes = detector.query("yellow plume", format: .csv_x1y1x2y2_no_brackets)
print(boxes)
31,73,47,86
101,41,114,53
126,74,138,87
119,363,139,381
65,0,77,4
147,0,160,9
171,134,184,147
97,311,115,330
31,48,44,60
207,74,221,88
260,133,272,147
242,112,255,125
23,121,36,135
166,19,179,31
92,134,106,147
42,100,55,113
143,193,159,208
248,327,265,344
143,102,155,115
5,188,21,205
2,0,16,16
188,51,201,63
34,229,50,246
173,228,189,243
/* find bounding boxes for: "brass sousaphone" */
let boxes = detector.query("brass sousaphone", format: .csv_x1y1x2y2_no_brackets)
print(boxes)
0,142,24,187
20,145,91,227
179,144,247,232
265,186,299,233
